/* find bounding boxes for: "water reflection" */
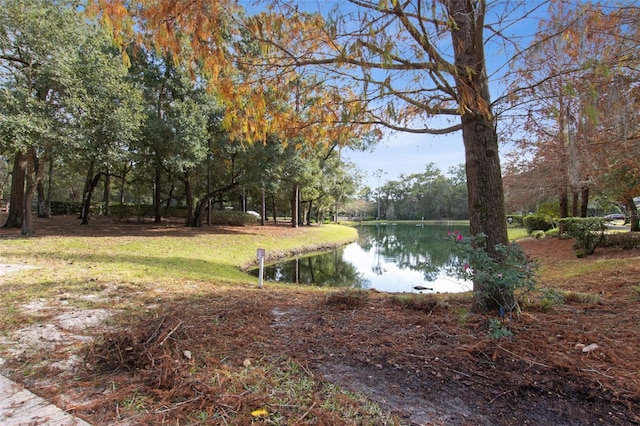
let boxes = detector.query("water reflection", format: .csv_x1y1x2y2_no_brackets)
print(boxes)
252,224,472,293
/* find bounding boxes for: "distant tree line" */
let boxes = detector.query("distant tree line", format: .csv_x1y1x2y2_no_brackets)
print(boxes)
345,163,468,221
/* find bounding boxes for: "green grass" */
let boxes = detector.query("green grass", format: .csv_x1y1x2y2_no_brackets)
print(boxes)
508,227,529,241
0,224,357,326
0,224,356,285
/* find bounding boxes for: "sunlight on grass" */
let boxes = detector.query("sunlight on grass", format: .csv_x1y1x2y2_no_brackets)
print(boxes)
508,227,529,241
0,224,357,325
538,256,640,282
0,225,356,286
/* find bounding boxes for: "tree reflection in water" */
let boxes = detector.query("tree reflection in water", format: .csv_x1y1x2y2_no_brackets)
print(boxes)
252,224,471,293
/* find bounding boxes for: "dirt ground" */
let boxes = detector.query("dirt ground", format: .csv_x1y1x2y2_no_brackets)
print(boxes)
1,217,639,425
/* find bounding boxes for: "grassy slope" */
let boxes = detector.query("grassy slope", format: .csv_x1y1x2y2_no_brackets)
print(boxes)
0,224,357,323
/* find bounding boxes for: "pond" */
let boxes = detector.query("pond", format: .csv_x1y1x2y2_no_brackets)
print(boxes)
251,223,472,293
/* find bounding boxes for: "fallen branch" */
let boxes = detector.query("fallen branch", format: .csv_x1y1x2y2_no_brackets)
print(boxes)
295,401,316,424
498,346,551,369
581,368,615,379
488,389,514,404
159,320,183,346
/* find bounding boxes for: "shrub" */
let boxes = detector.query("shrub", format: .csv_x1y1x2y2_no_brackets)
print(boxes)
450,231,537,312
50,201,84,215
602,232,640,249
530,230,546,239
558,217,607,257
523,214,555,234
210,210,259,226
390,293,441,311
487,318,512,340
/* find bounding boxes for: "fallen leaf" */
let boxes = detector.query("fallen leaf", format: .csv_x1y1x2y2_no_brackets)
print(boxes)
251,408,268,418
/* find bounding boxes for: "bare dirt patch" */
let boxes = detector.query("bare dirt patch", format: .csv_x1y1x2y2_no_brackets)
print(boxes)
1,217,639,425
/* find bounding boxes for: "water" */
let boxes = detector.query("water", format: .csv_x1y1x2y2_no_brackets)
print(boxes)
251,223,472,293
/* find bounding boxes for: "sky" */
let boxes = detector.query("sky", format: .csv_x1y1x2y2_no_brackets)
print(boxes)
236,0,547,189
342,130,466,189
332,2,546,190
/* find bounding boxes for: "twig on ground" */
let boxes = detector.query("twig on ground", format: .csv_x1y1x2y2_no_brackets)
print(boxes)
581,368,615,379
498,346,551,369
158,320,183,346
489,389,514,404
295,401,316,424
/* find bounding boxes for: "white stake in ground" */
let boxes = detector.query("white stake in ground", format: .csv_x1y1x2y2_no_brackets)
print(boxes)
257,248,265,288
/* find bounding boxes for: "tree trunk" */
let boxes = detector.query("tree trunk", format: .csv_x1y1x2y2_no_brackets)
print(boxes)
21,150,36,236
571,190,579,217
559,188,569,235
44,155,54,218
188,181,239,227
297,186,303,226
184,170,194,226
271,193,277,224
3,151,26,228
580,186,589,218
260,188,266,226
119,164,128,205
103,171,111,216
240,187,246,212
449,0,509,310
291,182,299,228
626,197,639,232
80,161,102,225
165,179,175,211
461,114,508,294
154,164,162,223
36,176,47,218
306,199,313,226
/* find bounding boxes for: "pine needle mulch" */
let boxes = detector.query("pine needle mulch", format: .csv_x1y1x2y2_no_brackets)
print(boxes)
3,231,640,425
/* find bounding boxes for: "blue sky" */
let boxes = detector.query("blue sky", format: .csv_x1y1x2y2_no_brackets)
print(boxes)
237,0,547,189
342,130,466,189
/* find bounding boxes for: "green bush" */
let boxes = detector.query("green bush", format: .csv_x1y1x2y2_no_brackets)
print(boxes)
50,201,83,215
602,232,640,249
523,214,555,234
210,210,259,226
110,204,154,219
531,230,546,239
558,217,607,257
450,231,537,312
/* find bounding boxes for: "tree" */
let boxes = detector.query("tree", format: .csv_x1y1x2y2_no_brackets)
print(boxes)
92,0,530,308
505,1,640,231
70,34,143,225
0,0,87,233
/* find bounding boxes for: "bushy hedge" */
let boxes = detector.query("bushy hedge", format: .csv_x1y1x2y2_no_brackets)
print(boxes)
523,214,555,234
602,232,640,249
210,210,259,226
50,201,105,215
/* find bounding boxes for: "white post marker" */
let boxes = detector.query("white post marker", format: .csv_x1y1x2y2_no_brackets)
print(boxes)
257,248,265,288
